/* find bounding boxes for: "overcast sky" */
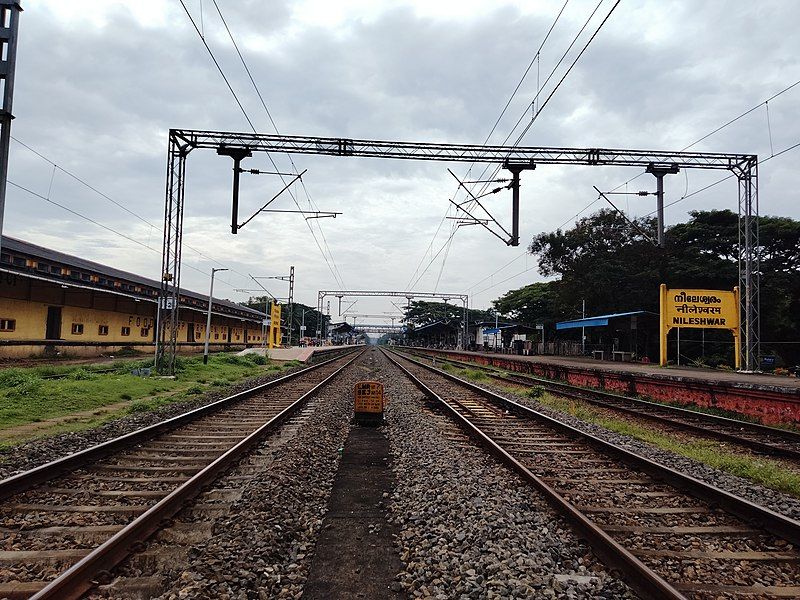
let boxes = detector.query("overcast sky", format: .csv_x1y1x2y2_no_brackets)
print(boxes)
5,0,799,323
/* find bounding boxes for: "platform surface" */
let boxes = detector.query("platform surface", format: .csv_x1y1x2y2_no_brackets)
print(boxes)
239,345,351,362
433,349,800,392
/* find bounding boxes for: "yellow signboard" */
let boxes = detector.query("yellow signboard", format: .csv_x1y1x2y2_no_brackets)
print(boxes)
659,285,740,368
354,381,385,414
664,288,738,330
269,303,282,349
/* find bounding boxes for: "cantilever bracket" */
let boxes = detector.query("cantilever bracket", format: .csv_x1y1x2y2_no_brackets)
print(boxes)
217,146,253,234
503,159,536,246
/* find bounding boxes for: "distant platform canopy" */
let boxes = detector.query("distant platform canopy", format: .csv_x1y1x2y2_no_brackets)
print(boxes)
556,311,658,330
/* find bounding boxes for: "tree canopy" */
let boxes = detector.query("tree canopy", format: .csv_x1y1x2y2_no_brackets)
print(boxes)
493,209,800,364
403,300,493,328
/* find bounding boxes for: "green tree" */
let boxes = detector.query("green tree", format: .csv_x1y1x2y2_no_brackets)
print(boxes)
492,281,559,325
524,208,800,364
403,300,493,327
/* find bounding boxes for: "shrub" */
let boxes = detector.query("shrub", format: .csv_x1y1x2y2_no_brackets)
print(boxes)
464,369,487,381
525,386,545,399
245,354,268,365
67,368,97,381
187,385,204,395
127,401,153,414
120,393,133,400
0,369,40,388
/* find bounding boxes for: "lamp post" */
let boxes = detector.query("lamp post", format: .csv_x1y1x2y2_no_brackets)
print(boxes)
203,268,228,364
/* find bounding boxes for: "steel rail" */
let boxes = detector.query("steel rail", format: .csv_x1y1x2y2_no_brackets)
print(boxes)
381,348,684,600
383,348,800,599
404,348,800,460
390,349,800,544
0,347,360,500
30,347,366,600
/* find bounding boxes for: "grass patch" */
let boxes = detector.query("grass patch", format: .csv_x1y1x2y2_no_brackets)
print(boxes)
463,368,488,381
0,352,273,446
531,392,800,497
525,386,546,399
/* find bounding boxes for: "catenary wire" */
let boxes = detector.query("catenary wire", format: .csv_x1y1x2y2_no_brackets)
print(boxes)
604,78,800,195
9,136,253,286
6,180,241,288
180,0,345,290
466,74,799,297
407,1,572,289
210,0,346,289
465,0,610,201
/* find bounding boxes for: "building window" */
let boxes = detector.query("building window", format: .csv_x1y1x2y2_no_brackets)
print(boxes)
140,327,150,337
0,319,15,332
214,333,219,340
121,326,131,336
98,325,109,336
36,262,49,273
12,256,25,267
50,265,62,275
71,323,84,335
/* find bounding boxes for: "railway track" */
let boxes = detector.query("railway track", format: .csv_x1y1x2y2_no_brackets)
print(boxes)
403,348,800,462
0,347,363,600
384,348,800,600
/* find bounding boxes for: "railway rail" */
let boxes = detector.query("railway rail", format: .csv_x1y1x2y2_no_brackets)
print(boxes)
403,348,800,463
0,347,363,600
384,348,800,600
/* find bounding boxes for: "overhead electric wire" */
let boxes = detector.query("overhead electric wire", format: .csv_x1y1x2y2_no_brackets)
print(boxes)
6,180,240,287
9,136,252,285
461,1,621,297
604,77,800,197
407,1,571,289
466,0,611,200
209,0,346,289
644,139,800,216
512,0,621,146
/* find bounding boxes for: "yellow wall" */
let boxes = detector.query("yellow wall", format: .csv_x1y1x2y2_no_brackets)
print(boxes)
0,276,262,349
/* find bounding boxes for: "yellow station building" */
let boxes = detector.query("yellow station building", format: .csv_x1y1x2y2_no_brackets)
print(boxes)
0,236,272,358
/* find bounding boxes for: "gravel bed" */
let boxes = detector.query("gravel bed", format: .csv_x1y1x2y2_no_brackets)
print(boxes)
377,351,636,599
144,353,366,600
456,368,800,522
0,362,316,480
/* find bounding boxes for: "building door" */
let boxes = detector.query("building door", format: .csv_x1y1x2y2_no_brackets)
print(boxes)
187,322,195,343
46,306,62,340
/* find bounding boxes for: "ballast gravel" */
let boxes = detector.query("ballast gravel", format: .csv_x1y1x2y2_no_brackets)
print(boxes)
147,354,364,600
449,363,800,522
0,358,339,480
376,351,636,599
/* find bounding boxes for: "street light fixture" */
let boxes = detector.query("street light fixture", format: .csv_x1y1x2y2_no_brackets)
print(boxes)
203,268,228,364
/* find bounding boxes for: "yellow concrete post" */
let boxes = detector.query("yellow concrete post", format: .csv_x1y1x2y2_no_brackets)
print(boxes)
659,283,668,366
733,286,741,370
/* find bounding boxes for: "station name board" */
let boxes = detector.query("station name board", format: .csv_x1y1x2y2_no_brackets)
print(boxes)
664,289,738,329
659,284,740,368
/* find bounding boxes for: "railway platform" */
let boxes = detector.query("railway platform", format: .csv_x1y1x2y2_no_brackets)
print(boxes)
407,348,800,425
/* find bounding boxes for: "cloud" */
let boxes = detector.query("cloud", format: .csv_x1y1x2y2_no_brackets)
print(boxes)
6,0,799,319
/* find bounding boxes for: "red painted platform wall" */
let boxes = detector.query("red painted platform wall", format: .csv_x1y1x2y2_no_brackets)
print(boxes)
417,349,800,426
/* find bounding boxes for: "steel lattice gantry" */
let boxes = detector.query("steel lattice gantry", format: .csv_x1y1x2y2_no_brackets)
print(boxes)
317,289,469,347
156,129,760,372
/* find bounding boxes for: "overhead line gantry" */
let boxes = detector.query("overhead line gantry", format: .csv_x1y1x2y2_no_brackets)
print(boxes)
156,129,759,372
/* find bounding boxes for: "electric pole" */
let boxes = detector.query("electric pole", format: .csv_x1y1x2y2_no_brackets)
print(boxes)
0,1,22,258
